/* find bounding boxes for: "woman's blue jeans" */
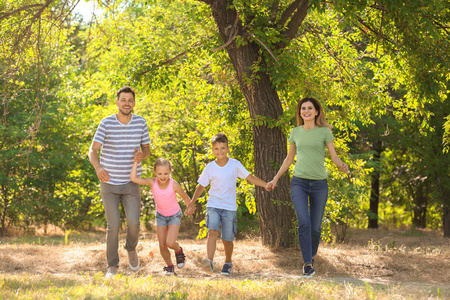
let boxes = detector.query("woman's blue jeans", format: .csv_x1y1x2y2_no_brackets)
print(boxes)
290,176,328,265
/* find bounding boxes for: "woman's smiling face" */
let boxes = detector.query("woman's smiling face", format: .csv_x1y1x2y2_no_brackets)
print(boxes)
300,101,317,122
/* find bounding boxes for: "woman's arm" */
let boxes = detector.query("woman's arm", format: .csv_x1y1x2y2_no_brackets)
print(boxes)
130,161,155,186
266,143,296,191
326,142,349,173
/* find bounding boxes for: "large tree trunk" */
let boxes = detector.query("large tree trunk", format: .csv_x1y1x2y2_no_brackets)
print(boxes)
207,2,296,247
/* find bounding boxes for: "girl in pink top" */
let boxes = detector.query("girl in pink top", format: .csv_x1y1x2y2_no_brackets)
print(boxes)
131,158,192,275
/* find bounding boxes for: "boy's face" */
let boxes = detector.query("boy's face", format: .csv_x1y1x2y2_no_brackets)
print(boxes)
212,142,229,160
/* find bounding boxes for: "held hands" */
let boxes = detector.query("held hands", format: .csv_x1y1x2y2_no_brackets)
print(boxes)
265,179,277,191
185,203,196,216
134,149,144,162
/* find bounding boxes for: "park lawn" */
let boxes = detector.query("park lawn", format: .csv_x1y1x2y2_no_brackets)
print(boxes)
0,228,449,299
0,272,444,300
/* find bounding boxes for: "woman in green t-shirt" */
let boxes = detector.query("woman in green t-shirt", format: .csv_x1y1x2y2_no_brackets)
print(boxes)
267,97,348,277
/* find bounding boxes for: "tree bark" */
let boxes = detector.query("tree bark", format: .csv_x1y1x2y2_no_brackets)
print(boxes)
436,176,450,238
412,184,427,229
205,1,297,247
368,140,382,229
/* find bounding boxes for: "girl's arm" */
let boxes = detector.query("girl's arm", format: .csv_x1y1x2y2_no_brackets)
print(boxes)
130,161,155,186
173,181,192,207
326,142,349,173
185,184,206,215
246,174,267,188
266,143,296,191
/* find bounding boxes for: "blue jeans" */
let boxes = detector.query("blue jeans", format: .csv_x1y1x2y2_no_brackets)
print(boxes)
290,176,328,265
155,209,182,227
206,207,237,241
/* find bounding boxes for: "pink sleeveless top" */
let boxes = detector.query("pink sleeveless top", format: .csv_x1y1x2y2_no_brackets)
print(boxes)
151,178,180,217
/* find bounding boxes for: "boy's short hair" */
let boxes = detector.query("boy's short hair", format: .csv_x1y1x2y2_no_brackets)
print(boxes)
211,132,228,145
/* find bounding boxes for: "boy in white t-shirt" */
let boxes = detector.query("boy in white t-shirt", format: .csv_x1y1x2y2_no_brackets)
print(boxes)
186,133,267,275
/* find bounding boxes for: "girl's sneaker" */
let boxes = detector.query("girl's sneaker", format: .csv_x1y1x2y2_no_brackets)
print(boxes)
163,265,176,276
201,258,214,274
175,247,186,268
221,263,232,275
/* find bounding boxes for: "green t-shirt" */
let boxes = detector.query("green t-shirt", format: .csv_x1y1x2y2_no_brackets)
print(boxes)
288,126,335,180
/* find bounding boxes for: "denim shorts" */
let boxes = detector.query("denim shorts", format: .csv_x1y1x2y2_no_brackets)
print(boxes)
155,209,182,227
206,207,237,241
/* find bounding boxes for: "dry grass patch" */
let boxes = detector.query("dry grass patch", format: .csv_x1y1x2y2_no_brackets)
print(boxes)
0,227,448,299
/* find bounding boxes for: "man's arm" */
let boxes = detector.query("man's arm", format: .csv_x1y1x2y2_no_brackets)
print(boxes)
134,144,150,162
88,141,110,182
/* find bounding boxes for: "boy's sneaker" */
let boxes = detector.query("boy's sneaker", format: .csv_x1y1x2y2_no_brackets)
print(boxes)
163,265,176,276
175,247,186,268
303,264,315,277
201,258,214,274
221,263,232,276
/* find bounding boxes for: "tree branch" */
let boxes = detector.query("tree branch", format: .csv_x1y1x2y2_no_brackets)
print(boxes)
279,0,303,29
270,1,280,23
137,42,201,76
0,4,44,22
282,0,309,41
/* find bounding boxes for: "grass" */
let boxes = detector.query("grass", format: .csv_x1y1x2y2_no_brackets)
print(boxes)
0,273,443,299
0,228,449,299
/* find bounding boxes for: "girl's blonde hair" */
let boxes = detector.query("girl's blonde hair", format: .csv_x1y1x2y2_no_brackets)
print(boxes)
153,158,173,171
296,97,332,129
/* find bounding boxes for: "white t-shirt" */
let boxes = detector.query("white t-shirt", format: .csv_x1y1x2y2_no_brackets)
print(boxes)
197,158,250,211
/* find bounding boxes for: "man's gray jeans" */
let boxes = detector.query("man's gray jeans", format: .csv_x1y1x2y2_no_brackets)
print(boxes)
100,181,141,268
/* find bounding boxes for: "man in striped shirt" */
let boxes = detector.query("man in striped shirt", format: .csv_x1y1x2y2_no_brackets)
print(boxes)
88,86,150,277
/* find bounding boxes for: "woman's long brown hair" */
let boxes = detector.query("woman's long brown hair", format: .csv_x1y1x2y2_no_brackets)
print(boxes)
295,97,332,129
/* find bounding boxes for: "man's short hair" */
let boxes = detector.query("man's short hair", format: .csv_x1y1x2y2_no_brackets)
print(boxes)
211,132,228,145
117,86,135,99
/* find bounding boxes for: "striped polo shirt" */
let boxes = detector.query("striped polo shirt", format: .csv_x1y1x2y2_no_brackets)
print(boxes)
93,114,151,185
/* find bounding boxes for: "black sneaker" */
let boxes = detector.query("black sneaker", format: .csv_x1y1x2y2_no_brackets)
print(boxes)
221,263,232,275
303,264,315,277
163,265,176,276
175,247,186,268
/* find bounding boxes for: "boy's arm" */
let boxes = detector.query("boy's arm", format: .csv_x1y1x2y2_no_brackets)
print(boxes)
187,184,205,209
130,161,154,186
173,181,192,207
245,174,267,188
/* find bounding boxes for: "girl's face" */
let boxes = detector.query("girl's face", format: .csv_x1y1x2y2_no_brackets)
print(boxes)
154,164,171,183
300,101,318,122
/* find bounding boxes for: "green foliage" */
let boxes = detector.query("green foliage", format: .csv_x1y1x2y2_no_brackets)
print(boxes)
0,0,449,238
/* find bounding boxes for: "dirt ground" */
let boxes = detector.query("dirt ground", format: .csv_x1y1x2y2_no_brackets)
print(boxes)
0,227,449,290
